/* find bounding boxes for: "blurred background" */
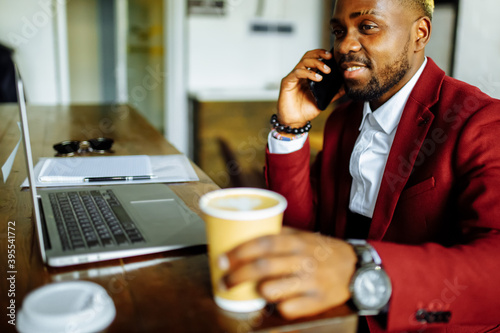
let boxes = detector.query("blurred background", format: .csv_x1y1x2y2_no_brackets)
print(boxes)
1,0,499,189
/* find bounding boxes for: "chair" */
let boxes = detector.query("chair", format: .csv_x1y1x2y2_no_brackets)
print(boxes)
0,43,18,103
217,137,267,188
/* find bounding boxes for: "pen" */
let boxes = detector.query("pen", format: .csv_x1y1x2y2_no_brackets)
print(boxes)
84,175,157,182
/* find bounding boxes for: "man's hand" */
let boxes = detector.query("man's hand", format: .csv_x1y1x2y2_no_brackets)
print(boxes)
218,228,357,320
277,49,345,128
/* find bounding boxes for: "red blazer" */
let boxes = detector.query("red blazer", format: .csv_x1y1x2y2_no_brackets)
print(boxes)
265,58,500,332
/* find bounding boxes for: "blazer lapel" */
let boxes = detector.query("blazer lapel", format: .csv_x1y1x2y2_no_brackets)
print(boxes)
369,58,445,240
334,104,364,238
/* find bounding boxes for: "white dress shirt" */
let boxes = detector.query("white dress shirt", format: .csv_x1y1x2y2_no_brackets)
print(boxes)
269,58,428,218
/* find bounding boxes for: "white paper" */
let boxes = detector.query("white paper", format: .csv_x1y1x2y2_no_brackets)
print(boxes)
38,155,153,183
22,154,199,187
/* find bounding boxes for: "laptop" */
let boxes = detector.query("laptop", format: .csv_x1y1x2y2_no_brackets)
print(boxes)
14,65,207,267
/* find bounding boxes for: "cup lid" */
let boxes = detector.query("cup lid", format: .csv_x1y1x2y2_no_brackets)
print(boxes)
17,281,116,333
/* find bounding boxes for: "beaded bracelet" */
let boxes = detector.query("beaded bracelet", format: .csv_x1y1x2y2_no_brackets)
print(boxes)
270,114,312,134
270,128,307,141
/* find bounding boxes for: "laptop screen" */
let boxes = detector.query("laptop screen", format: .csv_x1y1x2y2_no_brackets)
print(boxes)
15,64,47,263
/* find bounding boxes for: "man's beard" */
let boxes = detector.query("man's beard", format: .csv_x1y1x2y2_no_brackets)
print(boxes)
343,40,411,102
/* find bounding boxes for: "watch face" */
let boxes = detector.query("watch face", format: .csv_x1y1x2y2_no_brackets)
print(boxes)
353,267,391,309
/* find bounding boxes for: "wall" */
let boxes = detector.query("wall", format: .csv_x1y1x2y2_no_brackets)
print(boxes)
1,0,499,104
453,0,500,99
67,0,101,103
187,0,324,93
425,4,456,75
67,0,118,104
0,0,59,104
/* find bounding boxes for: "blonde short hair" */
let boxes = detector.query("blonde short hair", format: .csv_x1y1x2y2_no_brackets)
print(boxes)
399,0,435,20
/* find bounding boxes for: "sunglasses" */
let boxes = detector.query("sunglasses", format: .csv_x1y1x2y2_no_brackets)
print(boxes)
53,138,114,156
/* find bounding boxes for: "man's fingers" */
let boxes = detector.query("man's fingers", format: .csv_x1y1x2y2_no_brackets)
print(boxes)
277,295,333,320
222,233,305,270
296,58,332,75
222,255,308,288
301,49,333,63
283,48,334,84
259,275,317,302
285,68,323,85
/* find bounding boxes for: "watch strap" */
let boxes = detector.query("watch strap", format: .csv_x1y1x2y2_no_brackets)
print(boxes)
347,239,382,266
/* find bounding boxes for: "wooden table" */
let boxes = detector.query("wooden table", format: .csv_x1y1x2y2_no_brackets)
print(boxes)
0,104,357,332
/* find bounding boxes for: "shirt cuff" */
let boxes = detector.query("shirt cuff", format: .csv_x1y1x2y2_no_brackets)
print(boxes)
267,130,308,154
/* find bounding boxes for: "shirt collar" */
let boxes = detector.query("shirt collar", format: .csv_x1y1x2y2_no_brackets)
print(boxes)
358,57,428,134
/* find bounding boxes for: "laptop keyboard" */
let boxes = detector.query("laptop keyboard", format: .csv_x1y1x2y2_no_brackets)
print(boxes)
49,189,145,251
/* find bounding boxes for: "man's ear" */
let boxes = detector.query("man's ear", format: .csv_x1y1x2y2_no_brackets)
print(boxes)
414,16,432,52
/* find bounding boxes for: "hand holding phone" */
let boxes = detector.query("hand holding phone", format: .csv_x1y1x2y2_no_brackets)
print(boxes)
309,48,344,111
277,49,342,129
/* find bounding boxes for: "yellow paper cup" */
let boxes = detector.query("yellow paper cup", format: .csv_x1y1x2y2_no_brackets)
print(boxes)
199,188,287,312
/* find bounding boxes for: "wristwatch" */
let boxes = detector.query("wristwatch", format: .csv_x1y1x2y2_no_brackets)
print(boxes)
347,239,392,316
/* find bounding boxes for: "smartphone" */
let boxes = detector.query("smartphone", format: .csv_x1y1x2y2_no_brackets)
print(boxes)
309,48,343,111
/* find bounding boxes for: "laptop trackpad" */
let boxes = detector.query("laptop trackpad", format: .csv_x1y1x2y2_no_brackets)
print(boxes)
130,199,192,239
